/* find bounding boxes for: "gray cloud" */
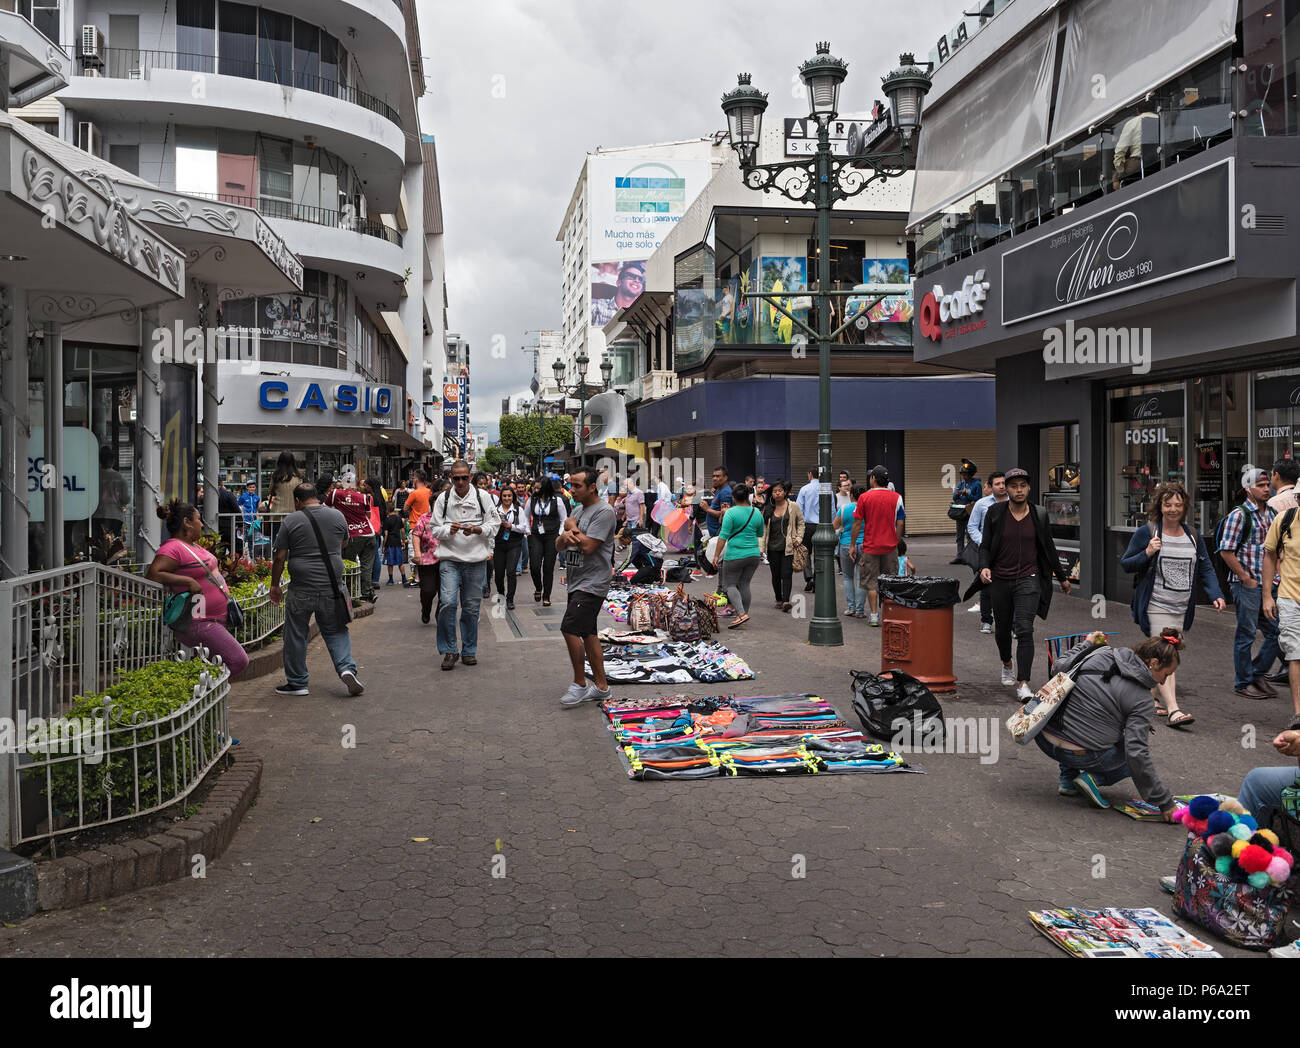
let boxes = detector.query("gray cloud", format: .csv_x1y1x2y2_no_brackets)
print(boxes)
419,0,964,448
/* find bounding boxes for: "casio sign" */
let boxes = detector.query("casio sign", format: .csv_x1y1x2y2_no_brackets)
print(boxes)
918,270,989,342
259,380,393,415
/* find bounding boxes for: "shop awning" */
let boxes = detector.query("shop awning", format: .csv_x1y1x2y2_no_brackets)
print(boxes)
1048,0,1239,147
908,12,1058,228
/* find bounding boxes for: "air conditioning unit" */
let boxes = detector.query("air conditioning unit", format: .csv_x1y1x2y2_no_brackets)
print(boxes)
77,121,103,159
80,26,105,66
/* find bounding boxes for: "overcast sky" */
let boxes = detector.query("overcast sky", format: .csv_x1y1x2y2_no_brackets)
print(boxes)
418,0,963,447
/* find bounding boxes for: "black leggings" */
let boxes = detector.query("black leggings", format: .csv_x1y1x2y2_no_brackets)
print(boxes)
416,563,440,620
529,533,558,600
493,539,521,600
769,552,794,602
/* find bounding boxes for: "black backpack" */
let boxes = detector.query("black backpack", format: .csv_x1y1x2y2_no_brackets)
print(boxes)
1212,504,1254,604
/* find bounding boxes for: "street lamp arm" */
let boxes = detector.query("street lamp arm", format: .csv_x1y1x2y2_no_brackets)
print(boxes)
738,157,818,203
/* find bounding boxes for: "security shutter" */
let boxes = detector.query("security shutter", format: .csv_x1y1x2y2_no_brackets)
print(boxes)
668,438,696,486
831,431,868,490
903,430,997,534
788,431,818,485
697,433,724,486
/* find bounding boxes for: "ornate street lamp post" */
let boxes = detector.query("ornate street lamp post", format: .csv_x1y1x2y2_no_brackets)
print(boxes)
553,352,612,462
721,47,931,647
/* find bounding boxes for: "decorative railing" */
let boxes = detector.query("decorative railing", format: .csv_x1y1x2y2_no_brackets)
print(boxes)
182,191,403,246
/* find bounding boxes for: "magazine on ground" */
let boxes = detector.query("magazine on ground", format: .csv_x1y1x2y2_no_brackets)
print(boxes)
1029,907,1221,958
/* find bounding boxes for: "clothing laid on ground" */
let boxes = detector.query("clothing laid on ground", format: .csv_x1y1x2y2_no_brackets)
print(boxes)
592,636,755,684
274,504,348,591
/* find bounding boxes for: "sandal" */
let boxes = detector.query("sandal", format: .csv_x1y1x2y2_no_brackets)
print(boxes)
534,590,542,602
1167,710,1195,728
728,615,749,629
543,599,552,607
781,602,793,612
1154,702,1168,717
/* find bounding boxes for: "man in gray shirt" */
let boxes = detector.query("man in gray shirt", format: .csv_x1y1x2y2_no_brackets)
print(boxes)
556,466,616,707
270,482,363,697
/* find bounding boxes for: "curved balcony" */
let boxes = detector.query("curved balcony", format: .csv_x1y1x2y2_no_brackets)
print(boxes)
184,192,403,247
58,48,405,208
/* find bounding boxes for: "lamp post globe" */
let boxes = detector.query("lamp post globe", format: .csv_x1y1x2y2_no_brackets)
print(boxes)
600,354,613,390
720,73,768,166
881,52,933,145
798,41,848,121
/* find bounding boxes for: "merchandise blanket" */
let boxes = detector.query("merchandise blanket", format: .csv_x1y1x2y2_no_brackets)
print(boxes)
598,693,922,781
591,630,753,684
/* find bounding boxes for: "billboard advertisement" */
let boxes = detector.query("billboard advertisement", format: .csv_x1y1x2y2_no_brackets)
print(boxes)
586,155,712,327
456,366,469,454
443,382,460,453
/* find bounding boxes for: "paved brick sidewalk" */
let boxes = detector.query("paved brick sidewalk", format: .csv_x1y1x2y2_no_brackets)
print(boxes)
0,537,1289,957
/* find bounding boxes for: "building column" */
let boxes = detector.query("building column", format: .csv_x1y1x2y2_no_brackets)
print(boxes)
136,306,162,562
42,322,63,569
0,286,29,579
200,285,220,533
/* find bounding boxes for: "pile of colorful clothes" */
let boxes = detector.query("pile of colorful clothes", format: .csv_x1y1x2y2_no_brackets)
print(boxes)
599,694,921,780
592,630,754,684
602,585,731,623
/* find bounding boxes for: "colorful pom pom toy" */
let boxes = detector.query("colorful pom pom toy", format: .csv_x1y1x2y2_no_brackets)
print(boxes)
1175,794,1293,887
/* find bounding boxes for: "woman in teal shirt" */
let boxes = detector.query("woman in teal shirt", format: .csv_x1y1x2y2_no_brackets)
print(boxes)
715,483,765,629
834,484,866,616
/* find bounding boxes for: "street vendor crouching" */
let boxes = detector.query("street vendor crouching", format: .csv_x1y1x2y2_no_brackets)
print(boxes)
1034,629,1181,820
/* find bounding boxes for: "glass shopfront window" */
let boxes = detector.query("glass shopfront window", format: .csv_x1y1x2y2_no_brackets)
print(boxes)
1188,372,1249,537
1108,385,1186,528
1254,366,1300,471
218,269,348,370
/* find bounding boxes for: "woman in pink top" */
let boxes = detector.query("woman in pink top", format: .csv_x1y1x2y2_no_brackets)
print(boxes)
146,499,249,677
410,505,441,625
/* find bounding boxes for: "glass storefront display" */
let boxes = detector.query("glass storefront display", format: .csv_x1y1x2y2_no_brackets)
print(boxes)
1039,424,1081,582
1254,366,1300,472
1108,385,1186,528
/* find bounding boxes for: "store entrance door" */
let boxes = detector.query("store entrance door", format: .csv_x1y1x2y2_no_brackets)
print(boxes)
1189,372,1249,539
1038,423,1081,582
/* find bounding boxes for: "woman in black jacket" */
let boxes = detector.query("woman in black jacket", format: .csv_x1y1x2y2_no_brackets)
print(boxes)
527,477,568,606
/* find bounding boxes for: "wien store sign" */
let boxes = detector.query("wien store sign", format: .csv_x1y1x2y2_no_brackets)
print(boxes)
1002,159,1233,325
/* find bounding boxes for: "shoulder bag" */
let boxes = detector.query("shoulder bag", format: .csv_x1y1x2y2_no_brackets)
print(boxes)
1005,642,1106,745
171,542,244,631
789,509,809,572
304,509,354,624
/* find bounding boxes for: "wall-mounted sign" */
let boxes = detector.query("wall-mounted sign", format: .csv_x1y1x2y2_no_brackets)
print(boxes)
1195,438,1223,501
783,111,887,157
213,373,399,429
257,380,393,415
918,270,990,342
1255,377,1300,412
1110,389,1185,423
28,428,99,523
1002,159,1233,325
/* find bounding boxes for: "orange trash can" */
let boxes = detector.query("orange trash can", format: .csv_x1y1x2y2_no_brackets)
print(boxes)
878,576,960,693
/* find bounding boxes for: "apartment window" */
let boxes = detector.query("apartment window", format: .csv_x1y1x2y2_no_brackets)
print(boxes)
176,0,215,69
292,19,319,89
30,0,59,43
258,133,292,203
319,31,339,87
217,1,256,79
257,9,291,85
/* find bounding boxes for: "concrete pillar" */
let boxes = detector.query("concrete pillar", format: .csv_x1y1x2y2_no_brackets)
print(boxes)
0,285,29,579
136,306,162,562
42,322,63,569
201,285,220,533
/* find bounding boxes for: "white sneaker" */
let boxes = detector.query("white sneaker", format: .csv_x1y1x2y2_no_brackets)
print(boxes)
980,623,993,634
967,602,982,613
1269,940,1300,958
560,682,599,707
868,613,880,627
1016,682,1034,701
1000,665,1015,687
340,670,364,696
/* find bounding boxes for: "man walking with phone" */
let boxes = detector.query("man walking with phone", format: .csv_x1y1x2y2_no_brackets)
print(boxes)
556,467,616,707
431,460,500,671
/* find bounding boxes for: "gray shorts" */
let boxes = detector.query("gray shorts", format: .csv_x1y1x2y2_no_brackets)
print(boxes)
1279,597,1300,661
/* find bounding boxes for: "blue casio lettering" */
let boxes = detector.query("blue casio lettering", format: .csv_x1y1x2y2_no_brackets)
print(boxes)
299,383,327,411
336,385,358,412
375,389,391,414
259,381,289,409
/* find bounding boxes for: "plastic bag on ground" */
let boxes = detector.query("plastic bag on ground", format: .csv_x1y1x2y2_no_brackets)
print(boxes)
850,668,945,741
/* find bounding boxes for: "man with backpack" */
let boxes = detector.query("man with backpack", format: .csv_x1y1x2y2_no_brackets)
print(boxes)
430,460,501,671
1263,498,1300,728
1218,469,1281,699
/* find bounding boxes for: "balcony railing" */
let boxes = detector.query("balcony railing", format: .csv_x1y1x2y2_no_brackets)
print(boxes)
75,48,402,129
181,191,403,246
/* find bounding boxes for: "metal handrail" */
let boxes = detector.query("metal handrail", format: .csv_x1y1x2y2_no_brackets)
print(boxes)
75,47,402,128
182,191,403,246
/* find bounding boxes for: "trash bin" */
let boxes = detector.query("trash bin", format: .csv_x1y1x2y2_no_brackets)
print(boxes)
877,575,960,693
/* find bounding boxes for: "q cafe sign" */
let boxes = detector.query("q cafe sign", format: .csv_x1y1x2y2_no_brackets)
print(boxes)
918,270,990,343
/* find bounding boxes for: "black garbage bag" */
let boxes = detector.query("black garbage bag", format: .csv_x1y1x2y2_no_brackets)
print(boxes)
878,575,960,609
850,668,945,741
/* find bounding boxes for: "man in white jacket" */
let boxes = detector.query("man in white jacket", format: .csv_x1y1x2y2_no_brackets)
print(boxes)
431,460,501,670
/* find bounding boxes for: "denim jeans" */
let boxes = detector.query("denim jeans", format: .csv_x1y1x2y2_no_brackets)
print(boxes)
1035,734,1132,790
990,576,1040,682
371,536,383,585
438,559,485,656
839,546,863,614
1231,579,1281,690
1238,765,1299,830
282,586,356,688
517,535,530,573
